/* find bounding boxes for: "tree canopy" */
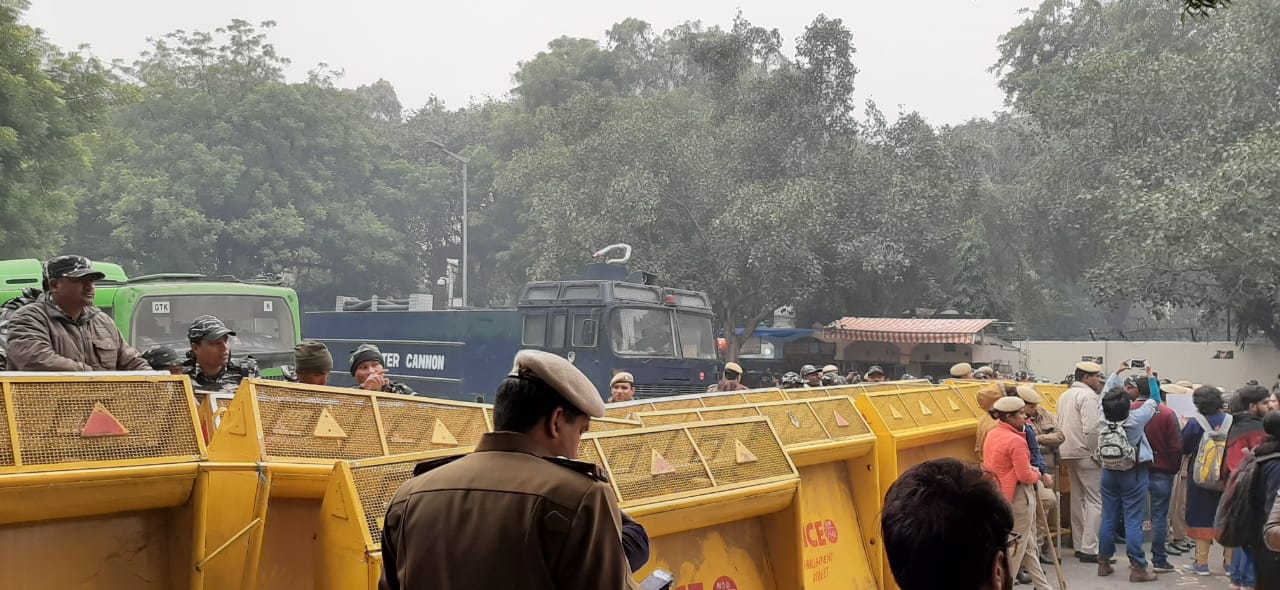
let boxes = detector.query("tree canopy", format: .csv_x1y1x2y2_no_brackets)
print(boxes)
4,0,1278,354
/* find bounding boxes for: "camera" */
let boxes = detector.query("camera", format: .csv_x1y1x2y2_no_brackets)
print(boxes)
639,570,675,590
1129,359,1146,369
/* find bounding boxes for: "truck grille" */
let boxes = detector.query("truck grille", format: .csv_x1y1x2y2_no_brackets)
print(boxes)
634,383,710,398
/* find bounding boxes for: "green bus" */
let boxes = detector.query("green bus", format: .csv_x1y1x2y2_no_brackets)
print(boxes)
0,259,301,372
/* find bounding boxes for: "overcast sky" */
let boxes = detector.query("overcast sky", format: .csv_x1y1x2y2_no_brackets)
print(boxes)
25,0,1039,126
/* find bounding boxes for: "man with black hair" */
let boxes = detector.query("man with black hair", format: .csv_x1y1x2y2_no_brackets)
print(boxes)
1223,384,1272,588
183,315,259,394
379,350,634,590
883,458,1014,590
1096,378,1161,582
7,256,149,371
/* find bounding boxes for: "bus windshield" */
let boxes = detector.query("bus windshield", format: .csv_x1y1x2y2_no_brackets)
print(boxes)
133,294,297,355
610,307,676,357
676,312,716,360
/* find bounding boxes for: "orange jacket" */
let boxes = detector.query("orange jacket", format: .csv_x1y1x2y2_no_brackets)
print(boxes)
983,422,1041,502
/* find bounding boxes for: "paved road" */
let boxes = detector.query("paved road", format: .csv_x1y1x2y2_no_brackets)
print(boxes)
1039,544,1235,590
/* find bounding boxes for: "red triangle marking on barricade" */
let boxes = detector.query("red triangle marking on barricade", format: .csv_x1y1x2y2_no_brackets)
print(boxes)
82,403,129,437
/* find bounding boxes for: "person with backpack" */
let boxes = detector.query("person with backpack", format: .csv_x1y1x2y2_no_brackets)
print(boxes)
1223,385,1276,589
1254,412,1280,588
1096,379,1162,582
1182,385,1232,576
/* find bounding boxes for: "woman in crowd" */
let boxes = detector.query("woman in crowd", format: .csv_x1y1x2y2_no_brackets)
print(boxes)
1182,386,1230,575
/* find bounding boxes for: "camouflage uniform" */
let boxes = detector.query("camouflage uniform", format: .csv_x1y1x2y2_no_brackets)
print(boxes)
0,287,42,371
183,315,259,394
348,343,416,396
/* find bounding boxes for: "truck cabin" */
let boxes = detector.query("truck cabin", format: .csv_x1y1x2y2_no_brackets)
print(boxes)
517,277,718,398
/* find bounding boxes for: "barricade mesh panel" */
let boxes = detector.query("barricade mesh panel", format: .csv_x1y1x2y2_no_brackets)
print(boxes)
756,403,829,446
699,394,748,407
597,429,709,502
646,399,704,412
0,389,12,466
742,390,786,403
697,407,762,421
639,412,701,426
589,418,640,432
578,440,603,468
604,404,652,419
809,398,872,437
10,379,199,465
687,421,791,486
901,392,947,427
377,398,486,454
783,389,829,400
869,396,919,431
350,460,418,546
255,384,383,459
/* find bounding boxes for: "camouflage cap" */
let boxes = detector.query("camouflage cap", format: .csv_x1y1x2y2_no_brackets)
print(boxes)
45,255,106,281
293,340,333,375
348,343,385,376
141,346,182,369
188,315,235,343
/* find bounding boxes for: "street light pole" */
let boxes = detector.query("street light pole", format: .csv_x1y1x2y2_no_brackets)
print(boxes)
425,140,470,307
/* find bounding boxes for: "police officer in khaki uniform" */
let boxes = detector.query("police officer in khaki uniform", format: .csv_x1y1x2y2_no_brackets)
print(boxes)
380,350,637,590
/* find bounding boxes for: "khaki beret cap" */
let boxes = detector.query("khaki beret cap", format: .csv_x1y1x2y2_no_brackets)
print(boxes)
610,371,634,386
950,363,973,377
725,362,744,375
1160,383,1191,396
1075,361,1103,374
822,364,839,374
974,366,995,376
993,396,1026,413
1015,385,1043,404
1175,380,1193,388
512,350,605,418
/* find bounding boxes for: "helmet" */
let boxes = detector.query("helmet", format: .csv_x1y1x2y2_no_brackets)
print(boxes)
800,364,820,377
821,373,843,386
1014,371,1030,381
900,373,914,380
781,372,804,387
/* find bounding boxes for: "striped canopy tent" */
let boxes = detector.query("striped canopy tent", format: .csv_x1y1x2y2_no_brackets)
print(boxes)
824,317,995,344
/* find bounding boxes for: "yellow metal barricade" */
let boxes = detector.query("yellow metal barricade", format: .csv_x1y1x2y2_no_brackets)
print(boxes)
634,397,884,589
589,417,804,590
317,448,467,590
198,380,488,590
603,387,789,419
0,374,206,589
855,384,981,589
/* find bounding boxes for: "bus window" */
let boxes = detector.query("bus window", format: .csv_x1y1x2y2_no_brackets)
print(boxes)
522,314,547,346
549,313,567,350
572,313,598,348
610,308,675,357
133,295,295,355
676,312,716,360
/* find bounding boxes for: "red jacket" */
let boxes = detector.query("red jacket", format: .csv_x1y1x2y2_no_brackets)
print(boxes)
983,422,1041,502
1133,399,1183,473
1226,413,1266,475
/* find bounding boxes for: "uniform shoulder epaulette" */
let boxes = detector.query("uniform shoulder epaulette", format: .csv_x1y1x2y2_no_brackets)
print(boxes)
543,456,609,483
413,453,467,476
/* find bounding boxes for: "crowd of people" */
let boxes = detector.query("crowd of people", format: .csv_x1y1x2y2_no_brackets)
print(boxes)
883,358,1280,590
0,254,417,396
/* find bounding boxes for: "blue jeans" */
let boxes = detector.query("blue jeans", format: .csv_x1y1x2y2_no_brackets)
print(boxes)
1148,471,1174,564
1100,464,1150,567
1231,548,1256,586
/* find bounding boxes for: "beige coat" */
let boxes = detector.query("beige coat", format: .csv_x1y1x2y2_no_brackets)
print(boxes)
380,432,635,590
1056,382,1101,461
1031,406,1065,471
7,298,148,371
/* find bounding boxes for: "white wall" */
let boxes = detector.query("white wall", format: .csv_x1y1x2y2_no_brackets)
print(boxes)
1021,340,1280,388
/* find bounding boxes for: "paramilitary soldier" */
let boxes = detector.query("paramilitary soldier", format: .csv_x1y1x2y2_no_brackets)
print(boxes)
379,349,638,590
349,343,415,395
183,315,258,394
7,256,149,372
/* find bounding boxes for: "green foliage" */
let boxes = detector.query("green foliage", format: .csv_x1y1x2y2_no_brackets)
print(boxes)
0,0,111,258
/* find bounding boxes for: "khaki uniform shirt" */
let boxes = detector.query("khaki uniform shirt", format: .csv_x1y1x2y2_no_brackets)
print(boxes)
7,298,148,372
380,432,636,590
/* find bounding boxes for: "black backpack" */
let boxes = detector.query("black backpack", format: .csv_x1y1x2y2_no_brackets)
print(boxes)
1215,449,1280,548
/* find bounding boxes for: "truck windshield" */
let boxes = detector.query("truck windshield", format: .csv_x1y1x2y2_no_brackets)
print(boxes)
676,312,716,360
610,307,676,357
133,295,296,355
